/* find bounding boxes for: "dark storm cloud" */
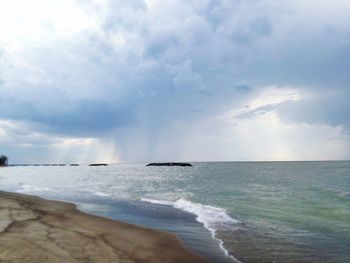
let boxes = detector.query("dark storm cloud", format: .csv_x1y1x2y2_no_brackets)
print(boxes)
0,0,350,161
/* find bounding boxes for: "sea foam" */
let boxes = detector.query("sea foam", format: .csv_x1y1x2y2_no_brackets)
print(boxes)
141,197,241,262
16,184,56,193
93,191,112,197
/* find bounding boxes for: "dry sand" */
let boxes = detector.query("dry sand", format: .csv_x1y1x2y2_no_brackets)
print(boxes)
0,191,208,263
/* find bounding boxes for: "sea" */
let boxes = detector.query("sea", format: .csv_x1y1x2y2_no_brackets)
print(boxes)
0,161,349,263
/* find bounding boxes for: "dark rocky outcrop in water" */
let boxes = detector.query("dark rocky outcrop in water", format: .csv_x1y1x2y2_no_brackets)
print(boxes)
0,155,8,166
146,162,192,167
89,163,108,166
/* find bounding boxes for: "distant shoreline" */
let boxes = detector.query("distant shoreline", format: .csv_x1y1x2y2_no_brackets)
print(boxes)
146,162,193,167
0,191,207,263
5,159,350,167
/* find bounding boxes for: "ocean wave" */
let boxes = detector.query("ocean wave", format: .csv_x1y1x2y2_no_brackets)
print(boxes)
337,191,350,200
93,191,112,197
16,183,56,193
141,197,241,262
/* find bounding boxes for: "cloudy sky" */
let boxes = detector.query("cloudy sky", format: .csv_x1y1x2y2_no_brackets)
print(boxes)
0,0,349,163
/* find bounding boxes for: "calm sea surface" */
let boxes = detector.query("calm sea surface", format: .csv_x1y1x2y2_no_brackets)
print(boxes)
0,161,349,263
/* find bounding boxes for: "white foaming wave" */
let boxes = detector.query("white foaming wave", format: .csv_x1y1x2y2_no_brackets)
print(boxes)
93,191,112,197
141,198,173,206
16,184,56,193
141,197,242,263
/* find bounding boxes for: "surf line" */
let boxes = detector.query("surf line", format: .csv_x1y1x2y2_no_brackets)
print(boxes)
141,197,242,263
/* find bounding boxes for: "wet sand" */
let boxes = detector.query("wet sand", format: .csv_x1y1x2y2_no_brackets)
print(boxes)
0,191,208,263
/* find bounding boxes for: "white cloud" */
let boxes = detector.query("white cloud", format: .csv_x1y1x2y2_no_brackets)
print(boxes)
225,86,305,119
0,119,119,163
0,0,97,52
153,111,350,162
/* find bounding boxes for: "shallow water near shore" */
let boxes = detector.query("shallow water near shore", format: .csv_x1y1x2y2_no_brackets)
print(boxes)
0,161,349,263
75,197,232,263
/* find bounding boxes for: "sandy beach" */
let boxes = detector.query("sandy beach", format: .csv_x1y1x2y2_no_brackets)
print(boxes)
0,191,208,263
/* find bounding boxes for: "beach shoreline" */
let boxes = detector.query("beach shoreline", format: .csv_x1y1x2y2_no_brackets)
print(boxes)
0,191,208,263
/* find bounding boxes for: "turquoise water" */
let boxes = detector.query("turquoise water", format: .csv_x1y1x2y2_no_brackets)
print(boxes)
0,161,349,262
186,162,350,262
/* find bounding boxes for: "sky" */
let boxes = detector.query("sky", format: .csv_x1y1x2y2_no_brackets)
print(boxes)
0,0,349,163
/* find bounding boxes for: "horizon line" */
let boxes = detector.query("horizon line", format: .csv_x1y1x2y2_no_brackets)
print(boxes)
6,159,350,166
